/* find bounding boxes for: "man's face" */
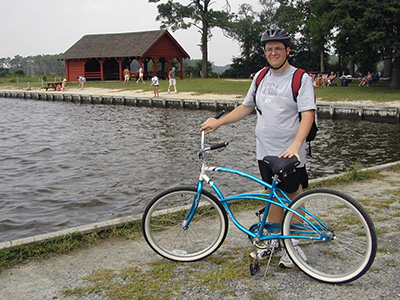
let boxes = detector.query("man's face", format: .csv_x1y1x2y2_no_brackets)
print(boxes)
263,41,290,69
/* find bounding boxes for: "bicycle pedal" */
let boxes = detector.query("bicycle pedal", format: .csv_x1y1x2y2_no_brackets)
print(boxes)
250,261,260,276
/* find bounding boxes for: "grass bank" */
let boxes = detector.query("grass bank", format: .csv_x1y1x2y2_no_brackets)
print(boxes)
1,76,399,102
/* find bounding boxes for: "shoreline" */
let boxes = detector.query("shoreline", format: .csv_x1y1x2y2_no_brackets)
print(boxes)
1,86,400,107
1,87,399,123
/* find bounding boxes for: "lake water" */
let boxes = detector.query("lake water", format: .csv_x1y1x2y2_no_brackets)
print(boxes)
1,97,399,242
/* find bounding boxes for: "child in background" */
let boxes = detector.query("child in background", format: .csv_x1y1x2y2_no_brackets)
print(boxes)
151,74,159,97
61,79,67,91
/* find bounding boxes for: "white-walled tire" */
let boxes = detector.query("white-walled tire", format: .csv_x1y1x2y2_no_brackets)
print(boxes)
142,187,228,262
282,188,377,283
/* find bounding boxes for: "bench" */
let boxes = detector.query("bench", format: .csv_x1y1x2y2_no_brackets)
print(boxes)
42,82,62,91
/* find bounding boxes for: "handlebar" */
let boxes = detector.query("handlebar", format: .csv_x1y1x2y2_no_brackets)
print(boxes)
199,111,229,158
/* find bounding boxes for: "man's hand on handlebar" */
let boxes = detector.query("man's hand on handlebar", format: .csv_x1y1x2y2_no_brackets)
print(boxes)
200,111,225,134
200,118,221,134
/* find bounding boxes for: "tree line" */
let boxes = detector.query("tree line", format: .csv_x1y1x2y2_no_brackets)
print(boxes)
150,0,400,88
0,54,65,77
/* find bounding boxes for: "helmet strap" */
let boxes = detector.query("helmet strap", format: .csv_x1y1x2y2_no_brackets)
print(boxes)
269,47,289,71
269,57,288,70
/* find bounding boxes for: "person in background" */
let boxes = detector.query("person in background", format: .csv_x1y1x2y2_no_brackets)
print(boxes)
168,67,178,93
137,66,145,83
123,67,130,85
361,71,373,87
61,78,67,91
326,71,336,86
150,73,159,97
313,73,323,87
78,76,86,90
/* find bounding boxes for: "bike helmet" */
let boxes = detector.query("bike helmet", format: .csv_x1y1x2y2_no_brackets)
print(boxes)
261,28,292,48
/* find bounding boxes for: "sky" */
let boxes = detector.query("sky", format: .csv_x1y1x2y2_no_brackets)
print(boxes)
0,0,263,66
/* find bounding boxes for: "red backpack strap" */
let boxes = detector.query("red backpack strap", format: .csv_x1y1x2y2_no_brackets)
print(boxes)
253,67,270,115
292,68,306,102
256,66,270,88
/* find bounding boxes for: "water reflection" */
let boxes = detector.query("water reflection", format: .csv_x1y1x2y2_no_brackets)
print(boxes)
0,97,399,242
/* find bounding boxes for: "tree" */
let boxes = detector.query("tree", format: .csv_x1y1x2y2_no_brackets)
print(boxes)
273,0,333,72
376,0,400,88
303,0,334,72
149,0,233,78
0,54,65,76
332,0,400,87
0,67,9,77
222,2,269,77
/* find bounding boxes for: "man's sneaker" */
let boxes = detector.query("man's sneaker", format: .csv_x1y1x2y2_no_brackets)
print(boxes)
249,240,281,260
279,240,307,268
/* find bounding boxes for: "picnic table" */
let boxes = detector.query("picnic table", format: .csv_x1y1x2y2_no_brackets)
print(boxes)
42,82,62,91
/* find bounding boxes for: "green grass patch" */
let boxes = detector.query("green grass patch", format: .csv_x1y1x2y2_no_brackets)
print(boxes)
0,221,142,270
0,76,251,97
309,160,381,189
1,76,400,102
314,81,400,102
61,245,262,300
384,259,399,268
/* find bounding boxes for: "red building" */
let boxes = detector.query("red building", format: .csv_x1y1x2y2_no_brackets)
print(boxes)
59,30,190,81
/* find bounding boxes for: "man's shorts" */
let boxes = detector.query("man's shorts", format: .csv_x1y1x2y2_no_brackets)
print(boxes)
258,160,309,194
169,78,176,85
125,74,130,81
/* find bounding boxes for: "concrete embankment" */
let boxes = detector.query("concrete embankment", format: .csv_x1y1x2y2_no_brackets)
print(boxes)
1,89,399,123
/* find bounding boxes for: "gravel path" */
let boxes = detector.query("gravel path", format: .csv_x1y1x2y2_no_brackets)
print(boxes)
1,169,400,300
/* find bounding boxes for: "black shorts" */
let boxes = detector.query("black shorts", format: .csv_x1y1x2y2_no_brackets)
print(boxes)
258,160,309,194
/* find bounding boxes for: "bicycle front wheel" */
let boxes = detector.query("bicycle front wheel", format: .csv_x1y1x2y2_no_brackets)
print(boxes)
282,188,377,284
142,187,228,262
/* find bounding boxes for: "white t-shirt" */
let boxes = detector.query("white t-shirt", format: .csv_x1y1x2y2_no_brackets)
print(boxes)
151,76,159,86
242,66,316,167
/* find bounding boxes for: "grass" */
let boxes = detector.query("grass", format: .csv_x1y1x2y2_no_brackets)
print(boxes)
308,159,385,189
61,246,277,300
0,221,142,270
314,81,400,102
1,75,399,102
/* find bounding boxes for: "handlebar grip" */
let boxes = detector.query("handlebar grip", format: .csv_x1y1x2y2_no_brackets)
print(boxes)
214,110,225,119
210,142,229,150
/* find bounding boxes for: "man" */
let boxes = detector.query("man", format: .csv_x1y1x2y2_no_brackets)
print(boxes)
200,28,316,268
123,67,130,85
168,67,177,93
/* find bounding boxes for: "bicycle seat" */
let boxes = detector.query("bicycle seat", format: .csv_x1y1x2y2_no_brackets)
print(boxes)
262,156,300,176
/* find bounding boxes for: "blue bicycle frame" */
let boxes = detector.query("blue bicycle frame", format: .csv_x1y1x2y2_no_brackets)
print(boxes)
184,131,330,243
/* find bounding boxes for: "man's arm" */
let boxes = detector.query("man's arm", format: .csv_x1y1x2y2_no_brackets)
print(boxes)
279,109,315,161
200,104,254,134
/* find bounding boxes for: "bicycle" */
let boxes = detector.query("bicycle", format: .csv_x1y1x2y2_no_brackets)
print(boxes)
142,111,377,284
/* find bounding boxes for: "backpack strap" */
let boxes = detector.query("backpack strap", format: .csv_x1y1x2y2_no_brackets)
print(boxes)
253,67,270,115
292,68,306,102
256,67,270,87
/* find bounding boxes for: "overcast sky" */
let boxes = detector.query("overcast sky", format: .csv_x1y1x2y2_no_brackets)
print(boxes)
0,0,263,66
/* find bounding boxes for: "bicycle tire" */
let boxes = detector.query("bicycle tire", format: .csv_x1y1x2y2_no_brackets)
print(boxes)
282,188,377,284
142,186,228,262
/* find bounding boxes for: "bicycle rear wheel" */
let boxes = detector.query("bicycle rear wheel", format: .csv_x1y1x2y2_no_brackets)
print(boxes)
282,188,377,284
142,186,228,262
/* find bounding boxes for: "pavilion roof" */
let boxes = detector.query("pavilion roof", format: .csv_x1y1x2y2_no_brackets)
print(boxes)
59,30,189,60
